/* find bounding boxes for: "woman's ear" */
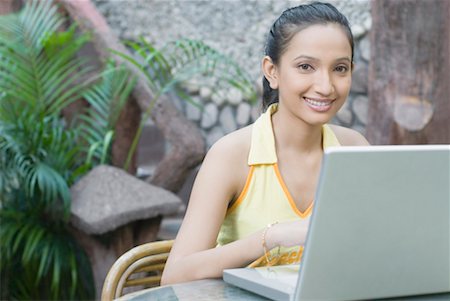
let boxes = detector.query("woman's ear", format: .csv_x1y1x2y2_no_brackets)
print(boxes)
262,56,279,89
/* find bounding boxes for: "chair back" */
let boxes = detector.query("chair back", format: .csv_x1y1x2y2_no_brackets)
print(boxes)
101,240,173,301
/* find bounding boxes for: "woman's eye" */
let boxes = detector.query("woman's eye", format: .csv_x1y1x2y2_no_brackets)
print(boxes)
335,65,349,73
298,64,313,71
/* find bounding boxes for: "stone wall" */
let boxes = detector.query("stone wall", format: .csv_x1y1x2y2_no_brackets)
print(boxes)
93,0,371,176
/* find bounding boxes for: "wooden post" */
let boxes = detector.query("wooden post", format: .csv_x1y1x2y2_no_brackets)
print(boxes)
367,0,450,144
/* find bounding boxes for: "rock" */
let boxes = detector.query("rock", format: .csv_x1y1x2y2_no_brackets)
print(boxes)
351,63,368,94
206,126,225,146
227,88,243,105
351,24,366,39
363,16,372,31
251,104,262,121
255,75,264,97
211,90,226,106
70,165,181,235
359,35,371,62
185,99,202,121
236,102,252,126
200,86,212,99
352,95,369,125
201,103,219,129
220,106,238,133
337,100,353,125
183,79,200,94
171,95,184,112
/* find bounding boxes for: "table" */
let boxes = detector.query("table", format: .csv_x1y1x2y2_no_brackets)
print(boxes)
115,279,269,300
115,279,450,301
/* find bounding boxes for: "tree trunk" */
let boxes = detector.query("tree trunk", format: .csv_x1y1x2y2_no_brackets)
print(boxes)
112,96,141,174
0,0,22,15
367,0,450,144
59,0,206,192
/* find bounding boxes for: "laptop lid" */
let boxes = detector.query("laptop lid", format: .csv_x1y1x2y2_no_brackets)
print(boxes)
295,145,450,300
223,145,450,301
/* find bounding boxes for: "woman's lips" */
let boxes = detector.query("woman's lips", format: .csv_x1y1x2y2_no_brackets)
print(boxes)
303,97,334,112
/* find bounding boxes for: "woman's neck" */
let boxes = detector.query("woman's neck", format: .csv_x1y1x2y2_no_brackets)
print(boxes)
271,106,323,154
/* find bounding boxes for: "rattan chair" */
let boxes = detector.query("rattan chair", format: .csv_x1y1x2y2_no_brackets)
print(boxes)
101,240,174,301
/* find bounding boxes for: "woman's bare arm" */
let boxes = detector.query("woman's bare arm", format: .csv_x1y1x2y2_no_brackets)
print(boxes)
161,128,270,284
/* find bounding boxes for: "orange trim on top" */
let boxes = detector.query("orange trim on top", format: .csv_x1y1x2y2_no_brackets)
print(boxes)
226,166,255,214
273,164,314,218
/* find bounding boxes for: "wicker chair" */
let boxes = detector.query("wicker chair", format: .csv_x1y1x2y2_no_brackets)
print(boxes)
101,240,174,301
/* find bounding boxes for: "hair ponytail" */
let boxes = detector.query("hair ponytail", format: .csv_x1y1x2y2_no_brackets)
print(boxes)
262,76,278,111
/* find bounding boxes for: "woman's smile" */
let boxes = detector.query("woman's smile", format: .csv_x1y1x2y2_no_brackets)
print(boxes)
303,97,335,112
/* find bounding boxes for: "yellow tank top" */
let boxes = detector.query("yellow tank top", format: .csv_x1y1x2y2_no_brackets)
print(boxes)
216,104,341,267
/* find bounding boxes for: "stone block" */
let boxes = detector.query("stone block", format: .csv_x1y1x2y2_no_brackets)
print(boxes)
201,103,219,129
185,100,202,121
359,35,371,62
206,126,225,147
337,101,353,125
70,165,181,235
227,88,243,105
212,90,226,106
351,63,368,94
236,102,251,126
220,106,238,133
352,95,369,125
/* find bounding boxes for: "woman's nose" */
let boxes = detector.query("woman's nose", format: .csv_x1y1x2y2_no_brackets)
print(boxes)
314,71,334,96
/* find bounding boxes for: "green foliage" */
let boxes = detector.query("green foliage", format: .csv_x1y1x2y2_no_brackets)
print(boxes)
112,38,257,169
0,1,135,299
79,61,137,166
1,1,255,299
0,208,95,300
0,114,78,219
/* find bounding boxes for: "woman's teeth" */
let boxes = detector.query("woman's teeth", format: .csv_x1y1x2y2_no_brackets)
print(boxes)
304,97,334,112
304,97,332,106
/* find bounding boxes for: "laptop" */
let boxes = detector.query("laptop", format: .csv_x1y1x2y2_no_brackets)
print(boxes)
223,145,450,301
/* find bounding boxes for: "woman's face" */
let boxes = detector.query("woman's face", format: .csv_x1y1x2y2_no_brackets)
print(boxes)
269,23,352,126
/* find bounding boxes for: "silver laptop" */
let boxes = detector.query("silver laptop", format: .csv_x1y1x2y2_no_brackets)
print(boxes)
223,145,450,301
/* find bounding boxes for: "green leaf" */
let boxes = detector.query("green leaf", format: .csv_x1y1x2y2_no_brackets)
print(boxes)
22,227,45,263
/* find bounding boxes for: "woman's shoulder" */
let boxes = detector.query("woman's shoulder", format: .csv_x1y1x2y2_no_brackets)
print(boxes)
205,124,252,164
201,125,252,197
328,124,370,146
209,125,252,155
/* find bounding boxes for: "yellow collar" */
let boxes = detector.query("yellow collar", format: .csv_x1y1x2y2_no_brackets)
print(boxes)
248,103,341,165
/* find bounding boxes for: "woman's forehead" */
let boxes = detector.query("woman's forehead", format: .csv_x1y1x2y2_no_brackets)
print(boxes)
283,24,352,62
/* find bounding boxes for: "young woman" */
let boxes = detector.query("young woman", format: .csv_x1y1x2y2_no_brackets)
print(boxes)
161,1,369,285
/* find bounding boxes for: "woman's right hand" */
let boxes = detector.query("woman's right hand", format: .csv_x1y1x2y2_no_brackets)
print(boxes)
265,219,310,250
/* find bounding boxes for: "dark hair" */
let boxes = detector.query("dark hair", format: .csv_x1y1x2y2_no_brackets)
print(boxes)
262,1,354,111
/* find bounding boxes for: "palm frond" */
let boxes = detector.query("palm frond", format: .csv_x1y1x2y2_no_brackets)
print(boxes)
1,113,78,219
18,0,63,52
77,61,136,166
0,0,92,118
0,209,95,300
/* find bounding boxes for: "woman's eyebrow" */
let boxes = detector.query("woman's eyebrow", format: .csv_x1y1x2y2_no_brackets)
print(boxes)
292,55,352,63
336,57,352,63
293,55,317,61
